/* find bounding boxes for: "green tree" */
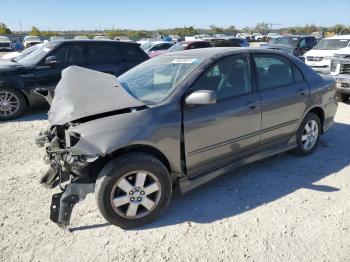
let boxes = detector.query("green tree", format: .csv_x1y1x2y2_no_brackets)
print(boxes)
0,23,12,34
254,22,269,33
209,25,224,34
30,26,41,36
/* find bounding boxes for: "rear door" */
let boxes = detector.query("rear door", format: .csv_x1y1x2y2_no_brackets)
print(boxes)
183,54,261,177
252,53,309,149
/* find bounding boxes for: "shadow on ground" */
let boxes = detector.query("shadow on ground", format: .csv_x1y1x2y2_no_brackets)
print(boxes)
10,103,49,122
67,122,350,232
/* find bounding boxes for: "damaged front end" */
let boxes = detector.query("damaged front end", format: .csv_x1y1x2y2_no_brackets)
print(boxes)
35,124,97,228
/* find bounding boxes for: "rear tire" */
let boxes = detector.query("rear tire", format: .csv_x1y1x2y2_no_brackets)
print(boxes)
0,87,26,121
338,93,349,103
95,153,172,229
293,113,321,156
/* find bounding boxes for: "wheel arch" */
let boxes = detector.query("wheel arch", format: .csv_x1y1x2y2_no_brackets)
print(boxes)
305,106,325,132
0,84,30,106
103,144,171,175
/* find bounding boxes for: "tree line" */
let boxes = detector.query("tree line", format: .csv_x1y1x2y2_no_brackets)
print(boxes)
1,22,350,39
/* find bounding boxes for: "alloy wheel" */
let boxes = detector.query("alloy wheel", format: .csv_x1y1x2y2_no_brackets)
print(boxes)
110,171,161,219
0,91,20,117
301,119,319,151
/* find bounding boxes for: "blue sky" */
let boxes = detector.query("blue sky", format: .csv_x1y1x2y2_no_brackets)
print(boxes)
2,0,350,31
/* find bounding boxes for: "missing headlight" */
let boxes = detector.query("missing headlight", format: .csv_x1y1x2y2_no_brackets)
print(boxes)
65,131,81,148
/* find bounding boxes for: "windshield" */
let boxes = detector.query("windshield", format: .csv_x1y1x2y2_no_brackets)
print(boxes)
269,37,299,47
168,43,186,52
313,38,350,50
118,56,203,104
14,42,58,65
0,36,10,42
141,42,156,50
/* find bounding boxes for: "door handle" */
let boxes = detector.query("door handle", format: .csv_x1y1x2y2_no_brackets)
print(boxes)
246,100,260,110
298,89,306,96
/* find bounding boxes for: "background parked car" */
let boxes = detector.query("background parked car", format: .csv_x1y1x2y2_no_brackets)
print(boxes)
304,35,350,74
50,36,65,41
262,35,317,60
330,46,350,102
74,35,89,40
225,37,250,47
0,36,12,51
93,35,110,40
23,35,42,48
0,40,149,120
150,40,213,57
0,43,43,60
141,41,174,57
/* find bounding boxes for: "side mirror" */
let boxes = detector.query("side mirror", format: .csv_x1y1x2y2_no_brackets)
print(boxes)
185,90,217,105
45,56,58,66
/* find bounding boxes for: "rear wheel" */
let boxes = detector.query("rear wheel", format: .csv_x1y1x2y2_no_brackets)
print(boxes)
293,113,321,156
338,93,349,103
95,153,172,229
0,87,26,121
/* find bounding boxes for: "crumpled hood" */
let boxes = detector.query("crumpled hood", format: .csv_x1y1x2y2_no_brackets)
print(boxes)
49,66,145,126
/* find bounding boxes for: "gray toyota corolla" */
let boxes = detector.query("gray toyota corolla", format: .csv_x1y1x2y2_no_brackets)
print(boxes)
36,48,338,229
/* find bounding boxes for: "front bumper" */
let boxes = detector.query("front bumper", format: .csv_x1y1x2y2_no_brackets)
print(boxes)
35,128,96,228
334,75,350,94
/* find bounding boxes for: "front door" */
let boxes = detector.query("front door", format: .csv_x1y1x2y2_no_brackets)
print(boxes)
183,54,261,177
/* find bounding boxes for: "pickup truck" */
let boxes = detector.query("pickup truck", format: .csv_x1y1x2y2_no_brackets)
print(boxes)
35,48,337,229
331,47,350,102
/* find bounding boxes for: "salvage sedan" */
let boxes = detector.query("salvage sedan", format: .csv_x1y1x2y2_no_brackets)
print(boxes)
36,48,338,229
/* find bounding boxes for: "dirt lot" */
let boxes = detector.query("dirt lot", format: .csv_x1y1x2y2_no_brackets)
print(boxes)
0,101,349,262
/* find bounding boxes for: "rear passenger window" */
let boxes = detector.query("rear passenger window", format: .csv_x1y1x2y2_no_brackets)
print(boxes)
253,54,293,90
88,43,122,65
119,44,147,61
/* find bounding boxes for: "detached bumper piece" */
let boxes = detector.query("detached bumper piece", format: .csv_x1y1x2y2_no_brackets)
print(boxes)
50,182,94,229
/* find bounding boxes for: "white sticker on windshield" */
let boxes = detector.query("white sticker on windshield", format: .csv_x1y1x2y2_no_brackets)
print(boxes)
172,58,197,64
43,47,51,53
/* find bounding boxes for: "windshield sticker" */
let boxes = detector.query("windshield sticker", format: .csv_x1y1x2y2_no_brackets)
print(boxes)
43,47,51,53
172,58,197,64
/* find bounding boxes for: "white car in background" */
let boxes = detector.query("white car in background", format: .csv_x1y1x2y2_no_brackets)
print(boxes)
304,35,350,74
1,43,43,60
0,36,12,50
330,46,350,102
23,35,42,48
93,35,110,40
267,33,281,39
74,35,89,40
49,36,65,41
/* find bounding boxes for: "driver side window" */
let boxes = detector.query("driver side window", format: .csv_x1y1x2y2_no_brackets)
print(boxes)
190,54,252,100
47,47,68,65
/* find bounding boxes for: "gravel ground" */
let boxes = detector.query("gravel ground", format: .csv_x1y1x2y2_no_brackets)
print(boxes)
0,102,349,262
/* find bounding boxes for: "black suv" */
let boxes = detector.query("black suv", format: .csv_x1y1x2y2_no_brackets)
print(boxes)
0,40,149,120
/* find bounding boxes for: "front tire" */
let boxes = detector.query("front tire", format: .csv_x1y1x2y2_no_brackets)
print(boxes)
293,113,321,156
95,153,172,229
0,87,26,121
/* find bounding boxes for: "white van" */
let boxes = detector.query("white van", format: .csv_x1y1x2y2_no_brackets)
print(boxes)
304,35,350,74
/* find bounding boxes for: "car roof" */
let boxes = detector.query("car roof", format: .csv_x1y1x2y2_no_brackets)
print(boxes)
162,47,285,59
179,40,210,44
49,39,139,45
326,35,350,40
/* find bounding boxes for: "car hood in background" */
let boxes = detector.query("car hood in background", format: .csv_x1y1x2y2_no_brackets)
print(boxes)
0,60,25,72
303,49,337,58
261,44,294,54
49,66,145,126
